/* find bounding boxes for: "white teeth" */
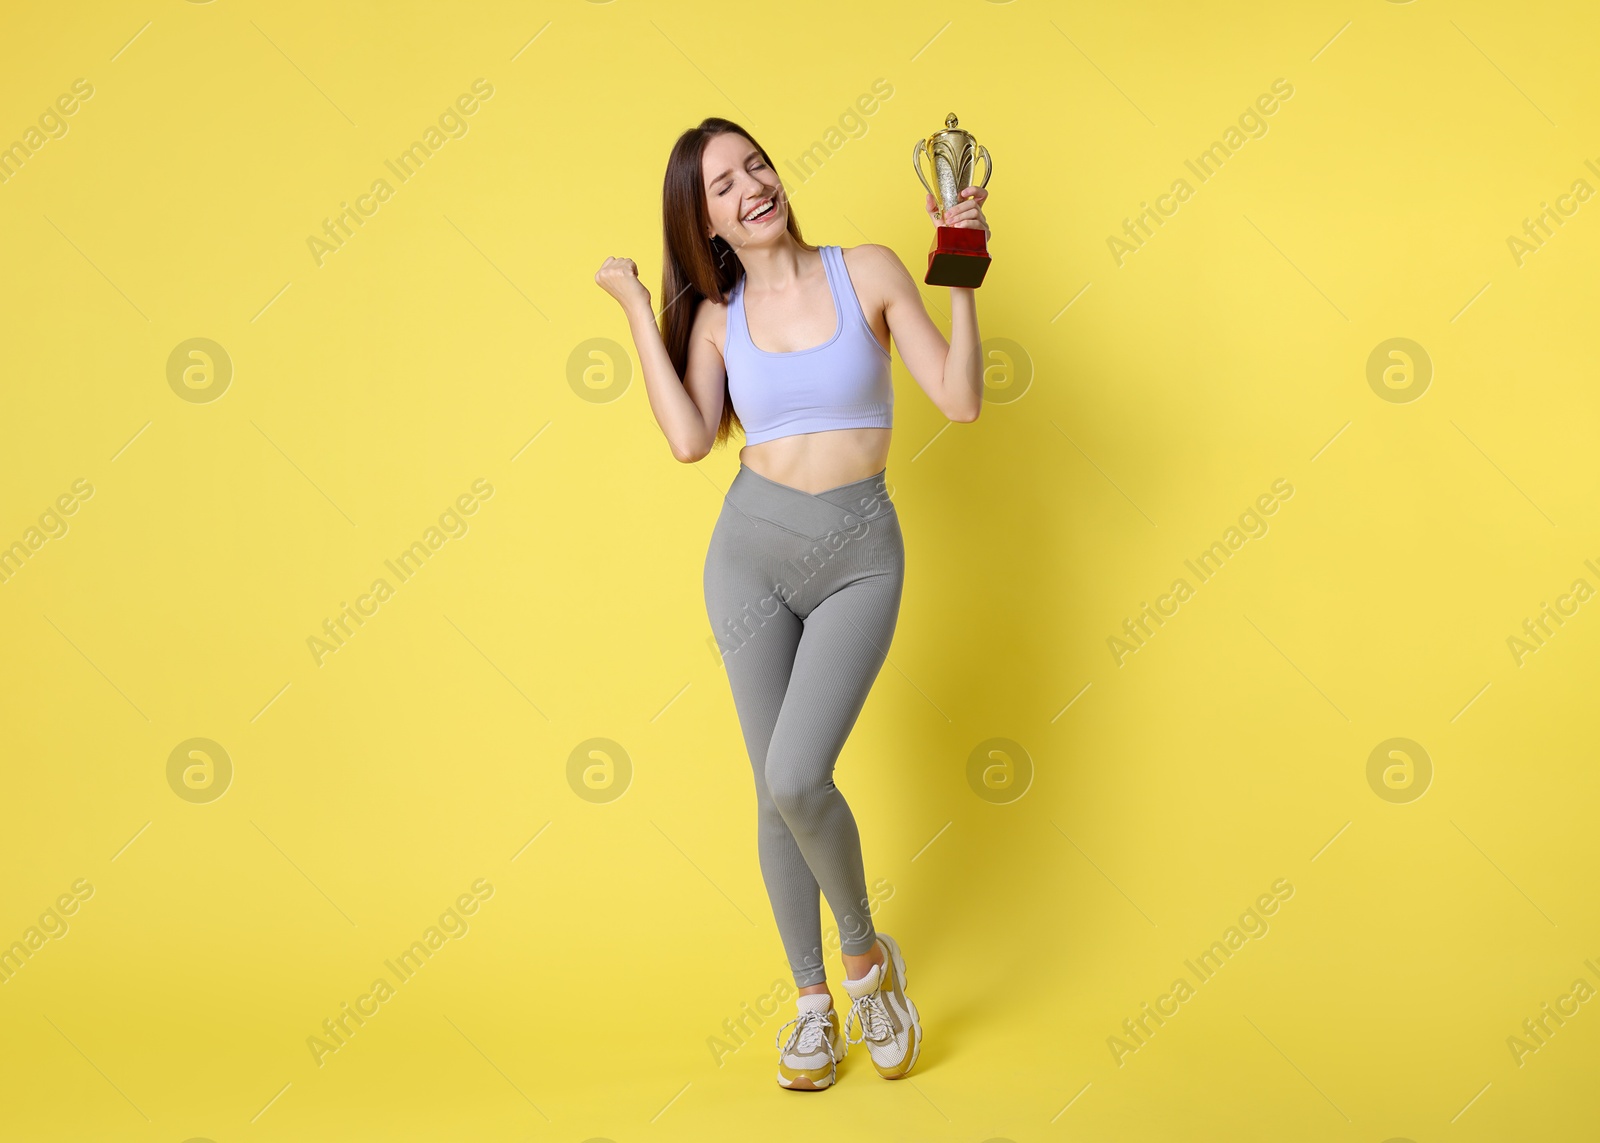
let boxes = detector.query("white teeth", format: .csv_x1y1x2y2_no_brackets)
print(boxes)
744,199,775,221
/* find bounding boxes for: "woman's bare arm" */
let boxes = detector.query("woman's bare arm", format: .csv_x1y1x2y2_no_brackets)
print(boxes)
857,186,992,423
875,249,983,423
625,294,726,462
596,257,724,462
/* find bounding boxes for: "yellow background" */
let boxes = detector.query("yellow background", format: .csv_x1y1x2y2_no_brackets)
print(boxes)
2,0,1598,1140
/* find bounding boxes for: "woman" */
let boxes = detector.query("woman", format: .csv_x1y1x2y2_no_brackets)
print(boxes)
594,117,989,1090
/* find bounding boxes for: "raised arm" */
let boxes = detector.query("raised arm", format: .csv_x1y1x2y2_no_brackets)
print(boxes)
595,257,726,463
870,185,993,423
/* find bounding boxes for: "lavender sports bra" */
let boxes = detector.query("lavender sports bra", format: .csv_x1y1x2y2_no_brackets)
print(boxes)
724,244,893,446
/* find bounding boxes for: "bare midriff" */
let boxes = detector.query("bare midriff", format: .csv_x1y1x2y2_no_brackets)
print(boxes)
738,427,892,494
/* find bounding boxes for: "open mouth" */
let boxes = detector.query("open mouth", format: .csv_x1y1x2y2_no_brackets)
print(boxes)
743,198,778,224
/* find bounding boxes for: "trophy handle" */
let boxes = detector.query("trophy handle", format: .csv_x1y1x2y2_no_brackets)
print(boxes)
911,138,937,201
972,145,993,191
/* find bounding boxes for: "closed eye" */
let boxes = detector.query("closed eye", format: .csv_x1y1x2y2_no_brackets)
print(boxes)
717,160,769,196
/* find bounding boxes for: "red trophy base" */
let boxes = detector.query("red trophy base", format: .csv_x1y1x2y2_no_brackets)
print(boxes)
925,224,991,287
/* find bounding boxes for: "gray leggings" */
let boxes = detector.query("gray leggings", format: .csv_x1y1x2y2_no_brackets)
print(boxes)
703,464,904,988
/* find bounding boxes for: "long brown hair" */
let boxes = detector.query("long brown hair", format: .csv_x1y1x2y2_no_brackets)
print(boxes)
660,117,814,449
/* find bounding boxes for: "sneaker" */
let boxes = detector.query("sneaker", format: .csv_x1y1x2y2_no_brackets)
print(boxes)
840,932,922,1079
774,993,847,1090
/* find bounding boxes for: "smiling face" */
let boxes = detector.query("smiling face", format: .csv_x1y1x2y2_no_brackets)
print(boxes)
701,131,787,249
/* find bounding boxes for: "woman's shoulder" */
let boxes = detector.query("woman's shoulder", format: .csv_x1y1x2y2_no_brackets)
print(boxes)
693,288,730,355
839,242,908,283
838,244,912,321
838,241,897,258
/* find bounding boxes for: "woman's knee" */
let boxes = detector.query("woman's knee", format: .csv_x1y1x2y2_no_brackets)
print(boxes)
765,764,833,829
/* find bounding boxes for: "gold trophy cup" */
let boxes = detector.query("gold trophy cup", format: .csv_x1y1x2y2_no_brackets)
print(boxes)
912,113,993,287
